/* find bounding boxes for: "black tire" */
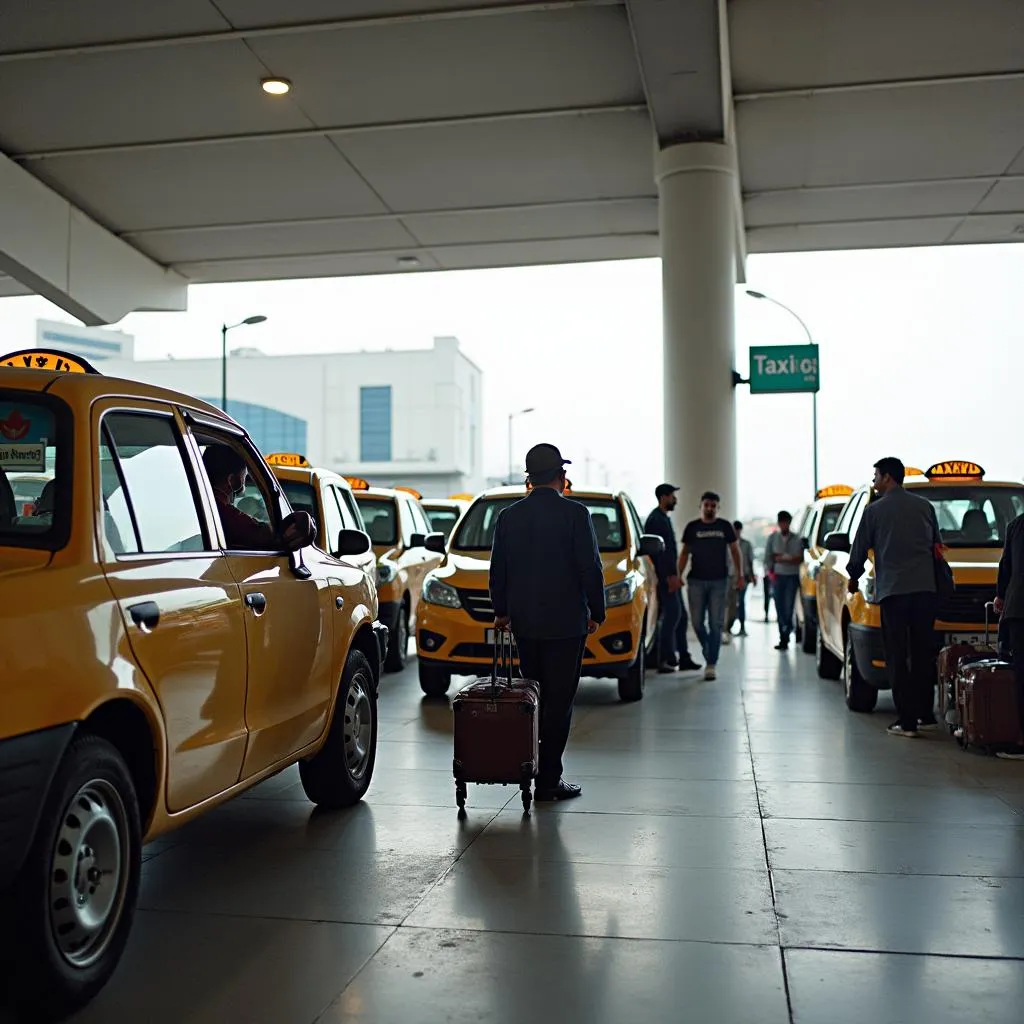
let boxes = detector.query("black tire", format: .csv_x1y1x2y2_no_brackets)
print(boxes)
300,650,378,808
617,627,646,703
844,631,879,713
419,662,451,697
1,734,141,1023
802,612,817,655
815,624,843,680
384,602,409,673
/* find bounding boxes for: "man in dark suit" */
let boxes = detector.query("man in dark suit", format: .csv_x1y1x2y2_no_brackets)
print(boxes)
994,512,1024,759
490,443,606,801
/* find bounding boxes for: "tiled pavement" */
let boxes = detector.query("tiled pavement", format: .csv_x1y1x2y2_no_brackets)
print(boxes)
72,625,1024,1023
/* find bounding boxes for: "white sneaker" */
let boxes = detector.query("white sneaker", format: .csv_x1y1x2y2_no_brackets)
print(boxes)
721,632,732,645
887,721,919,738
704,666,717,681
996,750,1024,760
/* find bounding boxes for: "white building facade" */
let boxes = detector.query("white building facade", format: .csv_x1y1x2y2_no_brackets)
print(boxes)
99,336,484,498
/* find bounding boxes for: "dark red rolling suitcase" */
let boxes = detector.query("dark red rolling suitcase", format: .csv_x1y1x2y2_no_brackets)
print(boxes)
955,659,1024,752
452,630,539,814
938,642,994,724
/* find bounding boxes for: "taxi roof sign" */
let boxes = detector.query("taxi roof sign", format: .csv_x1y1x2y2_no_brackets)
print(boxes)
395,485,422,500
904,466,926,478
266,452,310,468
448,493,473,501
925,460,985,481
0,348,98,375
816,484,853,500
345,476,370,490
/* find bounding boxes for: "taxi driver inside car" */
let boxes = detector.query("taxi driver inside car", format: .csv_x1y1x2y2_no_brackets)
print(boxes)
813,459,1024,713
414,478,665,702
0,348,388,1022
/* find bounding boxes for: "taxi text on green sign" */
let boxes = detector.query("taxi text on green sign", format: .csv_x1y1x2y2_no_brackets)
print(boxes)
749,344,820,395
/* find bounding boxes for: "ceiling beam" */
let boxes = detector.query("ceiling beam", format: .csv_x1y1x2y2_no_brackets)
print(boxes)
0,1,621,62
745,173,1024,199
735,69,1024,102
0,152,186,325
15,103,648,162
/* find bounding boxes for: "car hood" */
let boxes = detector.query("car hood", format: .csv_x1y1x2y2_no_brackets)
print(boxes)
945,547,1000,585
434,548,628,586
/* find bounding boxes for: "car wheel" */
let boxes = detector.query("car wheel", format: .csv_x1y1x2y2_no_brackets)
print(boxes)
384,603,409,673
2,734,141,1023
802,610,817,654
844,631,879,713
618,627,646,703
815,624,843,680
419,662,451,697
300,650,378,808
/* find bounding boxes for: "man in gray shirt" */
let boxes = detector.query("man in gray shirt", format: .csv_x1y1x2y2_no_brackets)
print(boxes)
765,511,803,650
847,456,942,738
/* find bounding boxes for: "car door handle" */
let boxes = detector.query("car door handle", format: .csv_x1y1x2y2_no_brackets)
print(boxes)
128,601,160,632
245,592,267,615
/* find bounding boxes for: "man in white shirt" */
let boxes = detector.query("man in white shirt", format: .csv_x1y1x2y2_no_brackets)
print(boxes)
765,510,803,650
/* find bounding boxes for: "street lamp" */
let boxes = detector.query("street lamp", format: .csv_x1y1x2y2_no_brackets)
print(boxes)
221,315,267,411
745,290,819,495
507,407,535,484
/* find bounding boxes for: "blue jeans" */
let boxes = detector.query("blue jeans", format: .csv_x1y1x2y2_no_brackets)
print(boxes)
773,574,800,643
688,578,728,667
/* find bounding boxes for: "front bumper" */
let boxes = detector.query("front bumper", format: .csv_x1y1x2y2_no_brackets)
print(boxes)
0,723,76,885
848,624,891,688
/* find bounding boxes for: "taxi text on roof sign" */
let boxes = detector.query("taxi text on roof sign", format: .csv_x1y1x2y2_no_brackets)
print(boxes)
0,348,98,375
266,452,310,468
816,484,853,500
345,476,370,490
926,461,985,480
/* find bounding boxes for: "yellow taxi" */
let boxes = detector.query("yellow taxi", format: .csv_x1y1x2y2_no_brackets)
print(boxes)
814,461,1024,712
263,452,376,579
793,485,852,655
0,348,387,1020
350,480,445,673
414,484,664,701
421,495,472,542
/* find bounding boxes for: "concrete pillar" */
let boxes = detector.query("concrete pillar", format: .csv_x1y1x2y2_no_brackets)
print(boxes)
655,141,738,521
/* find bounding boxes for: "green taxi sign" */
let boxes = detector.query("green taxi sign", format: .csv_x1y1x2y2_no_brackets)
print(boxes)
749,344,820,394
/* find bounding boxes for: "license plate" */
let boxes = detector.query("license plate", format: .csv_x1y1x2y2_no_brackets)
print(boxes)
949,632,987,646
485,628,496,645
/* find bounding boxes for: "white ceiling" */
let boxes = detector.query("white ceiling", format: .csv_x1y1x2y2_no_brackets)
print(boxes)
0,0,1022,304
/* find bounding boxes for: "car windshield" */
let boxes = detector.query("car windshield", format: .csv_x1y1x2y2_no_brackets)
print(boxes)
278,480,316,527
425,507,461,540
912,485,1024,548
817,503,843,544
0,395,66,548
355,495,397,546
453,495,626,552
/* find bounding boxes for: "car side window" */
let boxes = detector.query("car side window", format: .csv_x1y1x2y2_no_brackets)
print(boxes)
411,500,432,537
624,497,644,548
398,497,415,544
339,487,365,531
835,493,863,536
321,483,345,555
100,412,206,555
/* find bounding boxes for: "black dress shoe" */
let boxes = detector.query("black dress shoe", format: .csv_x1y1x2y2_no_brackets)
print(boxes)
657,663,677,674
678,656,702,671
534,780,582,802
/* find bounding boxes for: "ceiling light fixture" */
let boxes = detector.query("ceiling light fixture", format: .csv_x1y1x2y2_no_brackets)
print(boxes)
260,77,292,96
397,256,421,267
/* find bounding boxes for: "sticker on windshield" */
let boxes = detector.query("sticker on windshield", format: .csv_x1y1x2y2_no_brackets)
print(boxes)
0,404,53,471
0,440,46,471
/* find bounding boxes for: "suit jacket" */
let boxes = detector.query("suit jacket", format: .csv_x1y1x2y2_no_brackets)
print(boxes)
998,514,1024,620
489,487,606,639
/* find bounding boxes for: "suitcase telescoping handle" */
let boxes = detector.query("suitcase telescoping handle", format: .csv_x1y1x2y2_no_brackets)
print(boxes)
491,624,515,692
985,600,997,647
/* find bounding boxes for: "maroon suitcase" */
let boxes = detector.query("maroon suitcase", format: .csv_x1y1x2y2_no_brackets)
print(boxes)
938,643,994,721
452,630,539,814
955,658,1024,752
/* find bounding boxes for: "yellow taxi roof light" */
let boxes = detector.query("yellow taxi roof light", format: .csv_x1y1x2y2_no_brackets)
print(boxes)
904,466,926,478
448,493,474,501
0,348,99,375
266,452,310,468
345,476,371,490
816,484,853,499
925,461,985,481
395,485,422,500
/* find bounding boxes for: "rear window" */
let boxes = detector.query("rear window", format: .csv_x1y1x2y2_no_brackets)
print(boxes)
355,495,397,546
0,393,70,549
912,485,1024,548
453,495,625,552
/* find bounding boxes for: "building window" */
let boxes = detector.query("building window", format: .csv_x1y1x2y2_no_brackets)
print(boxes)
360,386,392,462
200,399,307,458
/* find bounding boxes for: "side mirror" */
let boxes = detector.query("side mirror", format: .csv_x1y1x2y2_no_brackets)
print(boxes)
824,531,850,553
424,532,447,554
281,511,316,552
337,529,371,557
409,532,425,549
638,534,666,559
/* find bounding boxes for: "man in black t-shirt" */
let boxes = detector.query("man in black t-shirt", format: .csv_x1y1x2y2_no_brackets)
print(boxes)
678,490,744,680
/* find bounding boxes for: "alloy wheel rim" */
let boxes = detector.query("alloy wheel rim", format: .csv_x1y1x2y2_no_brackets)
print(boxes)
343,672,374,780
49,779,129,968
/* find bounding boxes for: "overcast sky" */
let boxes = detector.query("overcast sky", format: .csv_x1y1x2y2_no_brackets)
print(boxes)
2,242,1023,519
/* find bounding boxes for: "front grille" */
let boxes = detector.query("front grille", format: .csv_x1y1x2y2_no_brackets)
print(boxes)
457,588,495,622
936,584,996,625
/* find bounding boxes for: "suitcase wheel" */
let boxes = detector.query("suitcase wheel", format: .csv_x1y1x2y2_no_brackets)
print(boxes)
455,781,467,812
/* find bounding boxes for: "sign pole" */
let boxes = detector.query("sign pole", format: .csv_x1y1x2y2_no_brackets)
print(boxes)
812,390,819,496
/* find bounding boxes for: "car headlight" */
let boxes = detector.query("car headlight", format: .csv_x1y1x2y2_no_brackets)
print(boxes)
605,575,637,608
376,561,398,586
423,576,462,609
